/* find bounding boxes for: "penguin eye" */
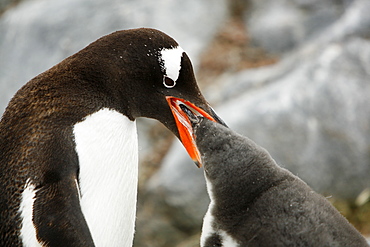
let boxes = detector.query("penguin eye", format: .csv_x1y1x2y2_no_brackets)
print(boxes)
163,76,176,88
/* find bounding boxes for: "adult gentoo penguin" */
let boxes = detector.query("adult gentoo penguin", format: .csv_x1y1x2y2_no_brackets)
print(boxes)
176,108,368,247
0,28,224,247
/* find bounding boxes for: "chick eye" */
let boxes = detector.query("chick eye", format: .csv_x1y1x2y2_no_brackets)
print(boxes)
163,76,176,88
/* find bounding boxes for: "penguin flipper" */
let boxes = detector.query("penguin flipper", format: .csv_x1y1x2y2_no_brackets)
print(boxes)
30,177,95,247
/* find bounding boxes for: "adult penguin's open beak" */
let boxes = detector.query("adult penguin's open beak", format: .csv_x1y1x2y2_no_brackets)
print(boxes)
166,96,226,168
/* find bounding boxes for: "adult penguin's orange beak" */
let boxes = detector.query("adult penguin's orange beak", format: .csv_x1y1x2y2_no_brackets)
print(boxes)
166,96,225,168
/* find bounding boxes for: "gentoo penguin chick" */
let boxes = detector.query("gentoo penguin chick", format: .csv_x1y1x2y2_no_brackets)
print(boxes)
182,112,368,247
0,28,224,247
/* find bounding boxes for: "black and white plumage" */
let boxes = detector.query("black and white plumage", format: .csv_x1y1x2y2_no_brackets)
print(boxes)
0,28,223,246
186,116,368,247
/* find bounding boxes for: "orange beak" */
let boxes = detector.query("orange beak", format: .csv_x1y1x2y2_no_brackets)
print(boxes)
166,96,218,168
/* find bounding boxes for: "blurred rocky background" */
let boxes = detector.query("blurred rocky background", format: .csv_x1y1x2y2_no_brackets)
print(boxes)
1,0,369,246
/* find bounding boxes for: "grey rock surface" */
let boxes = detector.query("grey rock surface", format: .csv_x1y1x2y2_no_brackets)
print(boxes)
245,0,358,54
0,0,16,13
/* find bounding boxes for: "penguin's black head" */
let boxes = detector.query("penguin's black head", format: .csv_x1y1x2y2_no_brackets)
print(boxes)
72,28,225,167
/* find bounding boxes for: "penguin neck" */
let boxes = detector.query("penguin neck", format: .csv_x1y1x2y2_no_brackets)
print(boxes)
201,177,240,247
73,108,138,246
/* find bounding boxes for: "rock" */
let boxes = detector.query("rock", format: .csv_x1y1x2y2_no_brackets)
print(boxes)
0,0,228,114
147,143,210,222
245,0,350,54
0,0,18,14
147,0,370,239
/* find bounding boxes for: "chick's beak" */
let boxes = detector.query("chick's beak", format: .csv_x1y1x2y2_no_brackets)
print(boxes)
166,96,224,168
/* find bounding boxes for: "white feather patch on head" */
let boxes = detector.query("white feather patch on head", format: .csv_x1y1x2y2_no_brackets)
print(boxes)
159,46,184,81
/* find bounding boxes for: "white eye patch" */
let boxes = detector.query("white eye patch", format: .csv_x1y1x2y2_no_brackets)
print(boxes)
159,46,184,86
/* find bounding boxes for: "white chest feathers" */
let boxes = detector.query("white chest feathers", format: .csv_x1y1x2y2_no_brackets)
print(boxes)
73,108,138,247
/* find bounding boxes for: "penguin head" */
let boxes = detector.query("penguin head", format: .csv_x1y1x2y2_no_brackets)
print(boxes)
71,28,225,167
181,109,268,184
185,115,233,178
178,108,245,181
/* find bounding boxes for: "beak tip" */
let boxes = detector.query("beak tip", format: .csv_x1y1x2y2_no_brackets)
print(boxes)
194,160,202,168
